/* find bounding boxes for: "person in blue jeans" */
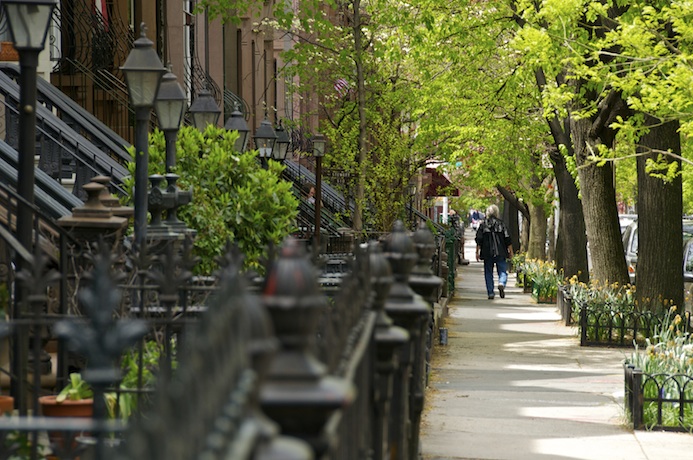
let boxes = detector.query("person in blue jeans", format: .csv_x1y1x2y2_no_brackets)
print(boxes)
475,205,514,299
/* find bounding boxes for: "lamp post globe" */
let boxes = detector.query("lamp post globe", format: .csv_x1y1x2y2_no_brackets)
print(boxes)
272,121,291,161
120,23,166,249
224,102,250,152
189,88,221,130
312,133,326,158
2,0,56,51
155,67,187,172
253,117,277,168
121,25,166,109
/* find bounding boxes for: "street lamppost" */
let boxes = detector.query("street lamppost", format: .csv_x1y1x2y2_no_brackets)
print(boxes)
1,0,57,253
224,102,250,152
253,116,276,169
154,66,187,172
188,88,221,131
312,133,326,244
272,121,291,162
121,23,166,250
2,0,57,417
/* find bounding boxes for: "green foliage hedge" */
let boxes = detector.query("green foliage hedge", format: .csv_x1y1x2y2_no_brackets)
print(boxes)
124,125,298,274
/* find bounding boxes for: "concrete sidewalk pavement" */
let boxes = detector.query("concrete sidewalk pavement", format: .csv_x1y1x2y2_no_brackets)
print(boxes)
420,232,693,460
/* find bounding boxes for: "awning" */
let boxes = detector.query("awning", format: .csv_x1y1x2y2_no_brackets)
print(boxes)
424,167,459,197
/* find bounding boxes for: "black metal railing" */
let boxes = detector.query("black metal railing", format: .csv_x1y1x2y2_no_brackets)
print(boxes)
50,4,135,142
624,364,693,431
0,219,451,459
0,69,129,203
578,301,691,347
0,63,132,163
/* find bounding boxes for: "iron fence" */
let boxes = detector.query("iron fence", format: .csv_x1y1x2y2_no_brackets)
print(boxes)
0,215,448,459
624,364,693,431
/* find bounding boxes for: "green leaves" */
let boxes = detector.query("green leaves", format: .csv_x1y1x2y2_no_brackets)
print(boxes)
124,125,298,274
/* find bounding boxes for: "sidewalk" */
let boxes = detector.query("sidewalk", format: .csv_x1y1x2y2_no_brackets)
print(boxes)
420,231,693,460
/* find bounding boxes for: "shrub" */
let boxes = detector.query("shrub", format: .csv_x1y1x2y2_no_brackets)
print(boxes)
123,126,298,274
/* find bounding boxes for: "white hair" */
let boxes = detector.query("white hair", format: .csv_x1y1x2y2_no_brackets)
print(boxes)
485,204,500,219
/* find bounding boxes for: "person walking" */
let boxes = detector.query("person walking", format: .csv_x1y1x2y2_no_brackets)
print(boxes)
475,204,513,299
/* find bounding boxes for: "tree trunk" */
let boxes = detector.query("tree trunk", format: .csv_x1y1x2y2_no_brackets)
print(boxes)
636,117,683,311
547,210,556,262
502,197,521,254
352,0,366,232
551,150,589,282
526,204,547,260
533,68,589,282
572,117,629,285
521,215,530,253
498,186,526,252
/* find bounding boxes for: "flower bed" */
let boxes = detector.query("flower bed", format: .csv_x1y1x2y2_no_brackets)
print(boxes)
518,259,561,304
625,308,693,431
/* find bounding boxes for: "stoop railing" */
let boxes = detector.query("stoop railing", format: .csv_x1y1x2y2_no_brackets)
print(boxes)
0,219,449,459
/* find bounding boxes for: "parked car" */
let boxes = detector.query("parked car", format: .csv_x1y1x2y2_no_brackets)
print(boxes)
619,214,637,233
622,218,693,287
682,238,693,313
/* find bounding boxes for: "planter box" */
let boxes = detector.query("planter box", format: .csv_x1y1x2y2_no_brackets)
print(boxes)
624,364,693,431
531,284,556,304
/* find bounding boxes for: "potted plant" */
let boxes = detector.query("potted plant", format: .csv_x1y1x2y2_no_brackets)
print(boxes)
39,373,94,457
0,392,12,416
39,372,94,414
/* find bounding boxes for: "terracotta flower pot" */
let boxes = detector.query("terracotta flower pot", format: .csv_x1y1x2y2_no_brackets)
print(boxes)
0,395,13,415
39,395,93,456
39,395,94,418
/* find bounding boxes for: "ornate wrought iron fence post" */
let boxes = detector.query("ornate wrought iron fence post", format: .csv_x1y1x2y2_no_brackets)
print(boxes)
382,221,430,460
241,261,313,460
409,223,443,387
369,242,409,460
260,238,355,458
54,248,148,458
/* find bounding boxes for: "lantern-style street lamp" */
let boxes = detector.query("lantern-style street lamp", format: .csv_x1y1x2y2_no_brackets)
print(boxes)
2,0,58,415
189,88,221,130
2,0,57,254
313,133,326,244
272,121,291,161
253,117,277,169
224,102,250,152
155,66,187,172
121,23,166,249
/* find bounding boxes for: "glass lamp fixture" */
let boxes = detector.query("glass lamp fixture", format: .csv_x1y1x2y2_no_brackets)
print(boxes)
253,117,277,159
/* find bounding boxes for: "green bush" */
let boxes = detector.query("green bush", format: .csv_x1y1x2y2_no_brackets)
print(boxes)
124,125,298,274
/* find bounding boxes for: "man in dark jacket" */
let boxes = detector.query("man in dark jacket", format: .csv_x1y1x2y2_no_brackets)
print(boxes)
475,204,514,299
